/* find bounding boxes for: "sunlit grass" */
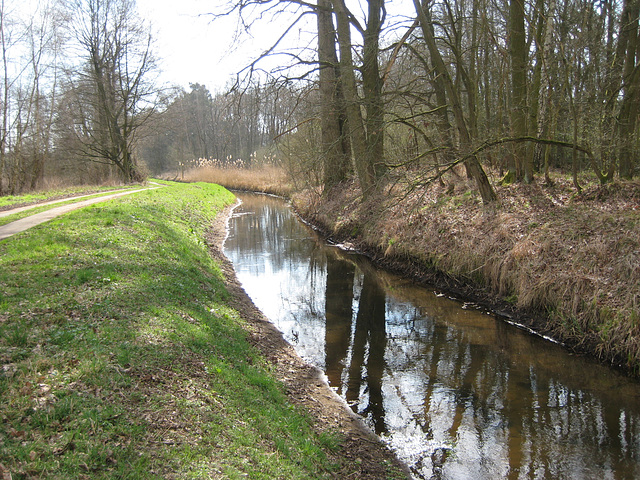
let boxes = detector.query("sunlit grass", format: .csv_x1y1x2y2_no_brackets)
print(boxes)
0,182,344,479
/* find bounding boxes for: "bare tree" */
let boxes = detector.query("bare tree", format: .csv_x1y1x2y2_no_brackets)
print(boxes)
508,0,530,182
331,0,377,194
413,0,498,203
0,0,12,195
204,0,637,198
67,0,157,183
317,0,350,191
0,0,62,194
616,0,640,179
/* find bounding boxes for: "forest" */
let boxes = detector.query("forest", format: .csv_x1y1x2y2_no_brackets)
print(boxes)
2,0,640,369
1,0,638,199
2,2,640,477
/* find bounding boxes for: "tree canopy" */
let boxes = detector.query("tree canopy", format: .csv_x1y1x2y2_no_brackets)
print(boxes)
1,0,638,197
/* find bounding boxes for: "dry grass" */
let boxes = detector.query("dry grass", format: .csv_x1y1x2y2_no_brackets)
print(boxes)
293,175,640,375
175,165,293,197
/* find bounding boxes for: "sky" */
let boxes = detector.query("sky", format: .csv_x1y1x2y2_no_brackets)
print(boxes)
136,0,316,94
136,0,248,93
135,0,414,94
11,0,239,92
13,0,413,95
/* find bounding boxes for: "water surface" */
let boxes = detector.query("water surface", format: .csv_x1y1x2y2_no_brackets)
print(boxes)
223,193,640,480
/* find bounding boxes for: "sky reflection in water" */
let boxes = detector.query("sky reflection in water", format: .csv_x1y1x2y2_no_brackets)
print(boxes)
223,193,640,480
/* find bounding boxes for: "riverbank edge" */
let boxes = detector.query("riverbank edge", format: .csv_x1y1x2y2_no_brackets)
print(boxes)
206,201,412,479
0,183,410,479
287,180,640,377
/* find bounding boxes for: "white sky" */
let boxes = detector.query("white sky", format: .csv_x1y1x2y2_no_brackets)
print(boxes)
136,0,250,93
136,0,322,93
13,0,414,94
135,0,414,94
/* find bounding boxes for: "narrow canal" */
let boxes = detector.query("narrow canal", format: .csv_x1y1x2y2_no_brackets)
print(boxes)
223,193,640,480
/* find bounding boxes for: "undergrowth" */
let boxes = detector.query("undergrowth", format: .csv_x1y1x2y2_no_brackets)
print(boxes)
292,175,640,375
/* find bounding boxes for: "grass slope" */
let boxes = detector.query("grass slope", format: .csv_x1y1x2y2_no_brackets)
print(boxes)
0,184,139,210
0,182,344,479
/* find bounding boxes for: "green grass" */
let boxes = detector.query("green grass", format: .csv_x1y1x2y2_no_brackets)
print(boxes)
0,182,344,479
0,186,155,226
0,183,147,209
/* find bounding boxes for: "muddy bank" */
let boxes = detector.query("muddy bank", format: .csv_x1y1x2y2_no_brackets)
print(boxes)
290,178,640,376
206,204,411,479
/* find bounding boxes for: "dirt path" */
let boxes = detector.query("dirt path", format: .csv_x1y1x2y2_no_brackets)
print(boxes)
0,188,138,218
0,187,158,241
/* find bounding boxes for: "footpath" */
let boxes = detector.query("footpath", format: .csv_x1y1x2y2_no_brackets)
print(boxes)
0,187,159,241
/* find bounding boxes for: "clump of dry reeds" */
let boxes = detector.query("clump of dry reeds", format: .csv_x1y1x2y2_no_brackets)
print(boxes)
176,163,293,198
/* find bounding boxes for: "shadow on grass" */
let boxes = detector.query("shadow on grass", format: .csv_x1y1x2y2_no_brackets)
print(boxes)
0,183,341,479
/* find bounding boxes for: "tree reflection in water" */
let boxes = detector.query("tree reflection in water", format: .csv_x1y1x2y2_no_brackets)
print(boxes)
224,193,640,480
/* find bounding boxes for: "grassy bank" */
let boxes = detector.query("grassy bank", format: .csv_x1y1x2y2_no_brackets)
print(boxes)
0,182,390,479
0,184,136,211
292,176,640,375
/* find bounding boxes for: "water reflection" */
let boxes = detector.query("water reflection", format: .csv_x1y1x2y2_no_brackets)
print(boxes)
224,193,640,480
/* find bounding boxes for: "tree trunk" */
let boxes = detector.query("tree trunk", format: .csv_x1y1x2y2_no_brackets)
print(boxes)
0,0,8,196
74,0,153,184
317,0,350,192
332,0,376,195
509,0,531,182
533,0,555,180
618,0,640,179
362,0,386,180
413,0,498,203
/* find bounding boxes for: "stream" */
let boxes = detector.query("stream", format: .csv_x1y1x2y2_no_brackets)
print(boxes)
223,193,640,480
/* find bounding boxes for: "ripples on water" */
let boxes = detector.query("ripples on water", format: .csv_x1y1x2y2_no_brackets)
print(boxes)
223,193,640,480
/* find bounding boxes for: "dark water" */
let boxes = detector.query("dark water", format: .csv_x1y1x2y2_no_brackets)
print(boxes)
223,193,640,480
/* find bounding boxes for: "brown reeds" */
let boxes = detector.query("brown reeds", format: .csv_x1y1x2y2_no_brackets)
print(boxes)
177,165,293,198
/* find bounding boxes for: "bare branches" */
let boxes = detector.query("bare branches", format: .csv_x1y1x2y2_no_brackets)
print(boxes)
408,136,599,188
65,0,159,182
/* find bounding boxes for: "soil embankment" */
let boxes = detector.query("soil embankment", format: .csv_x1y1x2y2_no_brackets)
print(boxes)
291,178,640,375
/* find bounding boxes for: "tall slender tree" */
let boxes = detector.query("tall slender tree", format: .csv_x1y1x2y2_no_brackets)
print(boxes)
413,0,498,203
0,0,12,195
317,0,350,191
332,0,377,195
69,0,157,183
617,0,640,179
362,0,386,180
508,0,530,183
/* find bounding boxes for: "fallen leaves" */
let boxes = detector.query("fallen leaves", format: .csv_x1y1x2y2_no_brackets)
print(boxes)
7,428,27,441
